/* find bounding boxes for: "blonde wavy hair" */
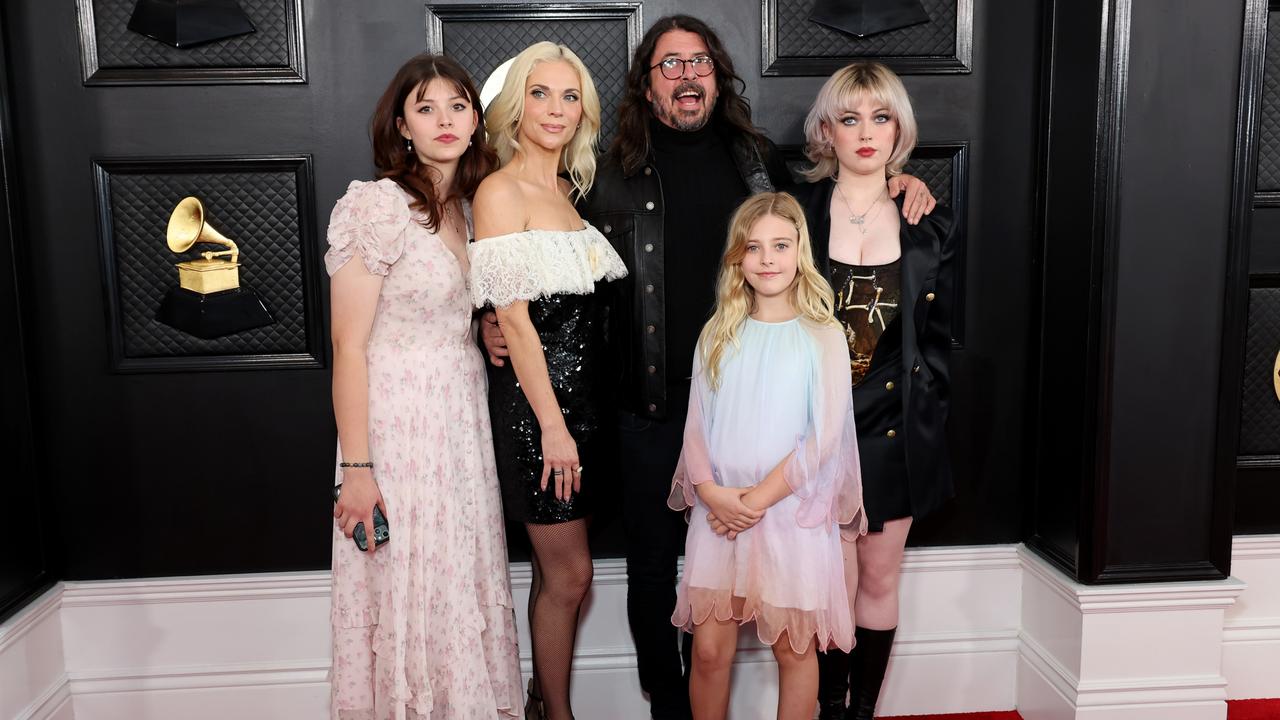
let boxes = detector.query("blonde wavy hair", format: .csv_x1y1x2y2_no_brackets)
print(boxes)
801,62,918,181
484,41,601,199
699,192,837,390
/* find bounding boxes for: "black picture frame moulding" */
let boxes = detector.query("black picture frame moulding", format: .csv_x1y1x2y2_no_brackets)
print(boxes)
92,154,323,373
761,0,973,76
75,0,307,86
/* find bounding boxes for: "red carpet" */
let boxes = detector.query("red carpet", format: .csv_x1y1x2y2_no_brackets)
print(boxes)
1229,699,1280,720
880,713,1021,719
881,713,1021,719
876,701,1280,719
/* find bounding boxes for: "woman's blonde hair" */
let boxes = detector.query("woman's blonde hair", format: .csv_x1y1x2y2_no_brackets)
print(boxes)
484,41,601,198
801,62,917,181
699,192,837,390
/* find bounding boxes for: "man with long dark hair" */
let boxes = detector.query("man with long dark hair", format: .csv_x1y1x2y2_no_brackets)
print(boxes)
483,16,934,719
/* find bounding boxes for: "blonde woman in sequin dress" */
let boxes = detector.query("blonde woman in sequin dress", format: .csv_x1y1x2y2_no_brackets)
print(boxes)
468,42,626,720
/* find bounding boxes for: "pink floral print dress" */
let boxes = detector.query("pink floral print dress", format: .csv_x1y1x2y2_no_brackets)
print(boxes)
325,179,521,719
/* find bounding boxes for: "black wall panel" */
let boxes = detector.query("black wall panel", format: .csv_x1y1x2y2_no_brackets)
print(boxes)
76,0,306,84
1235,0,1280,536
5,0,1043,585
92,155,323,372
0,4,55,623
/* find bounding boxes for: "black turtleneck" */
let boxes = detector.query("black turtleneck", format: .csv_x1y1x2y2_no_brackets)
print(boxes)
649,118,750,389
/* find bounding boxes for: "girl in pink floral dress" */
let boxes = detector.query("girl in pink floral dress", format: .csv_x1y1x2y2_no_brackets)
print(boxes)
326,54,521,719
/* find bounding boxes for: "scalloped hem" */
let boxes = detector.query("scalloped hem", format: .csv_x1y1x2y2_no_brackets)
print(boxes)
672,587,854,654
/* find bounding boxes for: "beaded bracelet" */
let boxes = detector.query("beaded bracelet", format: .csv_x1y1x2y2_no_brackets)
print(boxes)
339,461,374,468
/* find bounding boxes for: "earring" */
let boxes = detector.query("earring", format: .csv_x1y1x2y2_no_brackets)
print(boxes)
405,138,414,152
468,139,473,147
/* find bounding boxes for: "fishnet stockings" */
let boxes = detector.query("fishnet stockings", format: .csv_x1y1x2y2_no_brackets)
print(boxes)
525,518,592,720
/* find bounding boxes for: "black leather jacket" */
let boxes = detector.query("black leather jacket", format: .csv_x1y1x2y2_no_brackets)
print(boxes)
578,132,790,419
795,178,960,522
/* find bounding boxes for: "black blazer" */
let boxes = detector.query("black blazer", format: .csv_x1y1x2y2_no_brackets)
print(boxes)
793,178,959,523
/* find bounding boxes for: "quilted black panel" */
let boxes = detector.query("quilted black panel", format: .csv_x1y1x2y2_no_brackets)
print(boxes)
902,156,954,205
87,0,292,69
439,18,631,147
1258,11,1280,190
1240,286,1280,455
100,163,312,360
775,0,957,59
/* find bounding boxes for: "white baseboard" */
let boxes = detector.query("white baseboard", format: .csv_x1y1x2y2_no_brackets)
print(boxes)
0,586,68,720
3,537,1277,719
1224,535,1280,700
1017,547,1245,720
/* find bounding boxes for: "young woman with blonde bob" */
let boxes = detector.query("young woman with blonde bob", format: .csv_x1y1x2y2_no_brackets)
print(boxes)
468,41,627,720
794,62,961,720
669,192,865,720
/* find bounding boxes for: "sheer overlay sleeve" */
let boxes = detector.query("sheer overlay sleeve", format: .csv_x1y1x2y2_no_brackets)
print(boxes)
668,344,715,512
784,322,866,533
323,179,412,277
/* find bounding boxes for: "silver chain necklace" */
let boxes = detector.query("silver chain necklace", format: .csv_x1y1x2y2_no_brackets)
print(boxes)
834,183,887,235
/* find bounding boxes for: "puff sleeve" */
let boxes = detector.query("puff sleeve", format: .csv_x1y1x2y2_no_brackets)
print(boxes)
323,180,413,277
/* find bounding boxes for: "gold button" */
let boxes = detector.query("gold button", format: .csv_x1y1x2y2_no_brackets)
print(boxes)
648,403,658,412
603,224,612,233
645,284,654,293
648,365,656,374
926,292,936,302
647,324,656,334
645,201,655,210
887,429,897,438
644,167,653,176
644,243,654,252
885,381,895,390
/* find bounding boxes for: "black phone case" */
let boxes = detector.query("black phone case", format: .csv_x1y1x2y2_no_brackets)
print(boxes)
332,484,390,551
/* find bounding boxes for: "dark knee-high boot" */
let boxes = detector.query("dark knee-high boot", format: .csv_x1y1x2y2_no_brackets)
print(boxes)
817,649,851,720
846,627,896,720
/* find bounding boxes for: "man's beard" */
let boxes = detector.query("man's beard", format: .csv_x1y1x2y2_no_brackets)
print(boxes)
651,81,717,132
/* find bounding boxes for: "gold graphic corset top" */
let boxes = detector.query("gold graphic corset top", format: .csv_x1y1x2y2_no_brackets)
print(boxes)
830,258,902,385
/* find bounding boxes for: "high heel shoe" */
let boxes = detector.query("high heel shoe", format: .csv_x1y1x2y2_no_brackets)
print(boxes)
524,678,545,720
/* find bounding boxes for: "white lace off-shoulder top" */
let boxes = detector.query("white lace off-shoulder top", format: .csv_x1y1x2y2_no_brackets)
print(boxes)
467,224,628,309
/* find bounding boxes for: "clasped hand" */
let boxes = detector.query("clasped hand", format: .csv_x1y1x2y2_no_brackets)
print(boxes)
697,484,764,540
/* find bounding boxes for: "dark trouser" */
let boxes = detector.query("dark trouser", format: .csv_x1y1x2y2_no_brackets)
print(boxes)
617,405,693,719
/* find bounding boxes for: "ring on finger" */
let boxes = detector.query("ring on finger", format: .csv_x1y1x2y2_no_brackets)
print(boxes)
572,466,583,474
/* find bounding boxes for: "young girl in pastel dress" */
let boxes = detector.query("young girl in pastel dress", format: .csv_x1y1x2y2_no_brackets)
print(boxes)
669,191,866,720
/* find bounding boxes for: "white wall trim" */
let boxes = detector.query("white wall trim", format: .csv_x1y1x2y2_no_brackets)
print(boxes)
59,572,332,607
66,659,332,694
4,538,1279,718
14,674,70,720
1,585,69,720
1231,534,1280,558
1223,534,1280,700
0,585,61,654
1019,549,1247,613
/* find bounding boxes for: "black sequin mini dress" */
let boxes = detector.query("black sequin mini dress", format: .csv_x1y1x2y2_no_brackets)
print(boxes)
468,225,628,524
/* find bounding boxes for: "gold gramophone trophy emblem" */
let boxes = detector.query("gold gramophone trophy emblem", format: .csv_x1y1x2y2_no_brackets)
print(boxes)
155,196,273,339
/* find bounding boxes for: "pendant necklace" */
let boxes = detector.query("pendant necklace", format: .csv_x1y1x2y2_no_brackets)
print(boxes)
834,183,887,235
